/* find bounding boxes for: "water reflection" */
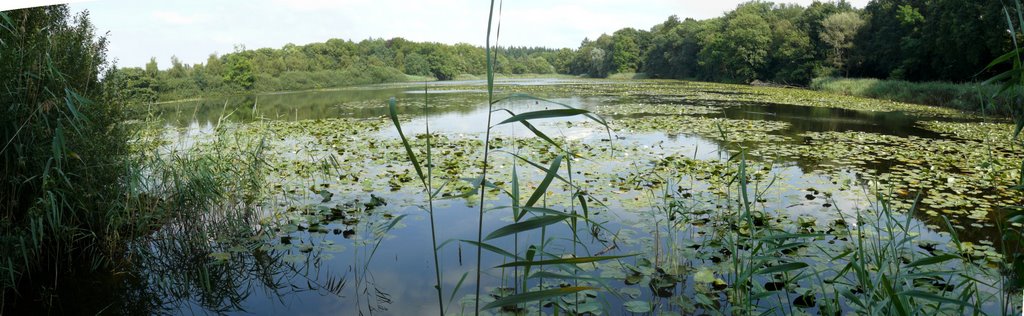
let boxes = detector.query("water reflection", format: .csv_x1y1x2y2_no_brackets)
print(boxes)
720,102,945,138
121,79,1018,314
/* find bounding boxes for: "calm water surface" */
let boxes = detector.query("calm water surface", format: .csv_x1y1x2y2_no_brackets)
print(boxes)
45,79,1014,315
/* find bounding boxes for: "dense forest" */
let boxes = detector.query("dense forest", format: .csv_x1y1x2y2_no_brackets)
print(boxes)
117,0,1013,102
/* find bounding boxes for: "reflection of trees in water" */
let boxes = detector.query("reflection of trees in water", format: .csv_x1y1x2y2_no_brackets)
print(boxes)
150,90,490,128
121,206,397,315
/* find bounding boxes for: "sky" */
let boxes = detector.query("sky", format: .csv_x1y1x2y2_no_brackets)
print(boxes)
4,0,870,69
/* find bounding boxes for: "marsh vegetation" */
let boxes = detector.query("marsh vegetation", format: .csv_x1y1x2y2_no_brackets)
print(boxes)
4,1,1024,315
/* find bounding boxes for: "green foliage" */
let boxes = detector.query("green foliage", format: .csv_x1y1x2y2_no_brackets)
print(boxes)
704,10,773,82
0,4,130,303
811,77,1020,115
145,57,159,77
224,53,255,90
983,0,1024,296
820,12,864,74
611,28,642,73
118,38,569,102
853,0,1008,81
112,0,1022,102
551,0,1013,89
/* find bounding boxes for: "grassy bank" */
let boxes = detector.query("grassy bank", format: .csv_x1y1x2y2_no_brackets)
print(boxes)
810,77,1021,117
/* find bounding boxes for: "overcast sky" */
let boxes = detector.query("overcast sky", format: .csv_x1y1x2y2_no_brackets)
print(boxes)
4,0,869,69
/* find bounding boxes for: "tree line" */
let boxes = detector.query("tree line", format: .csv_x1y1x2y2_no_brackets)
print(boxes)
576,0,1009,84
111,39,563,102
115,0,1014,102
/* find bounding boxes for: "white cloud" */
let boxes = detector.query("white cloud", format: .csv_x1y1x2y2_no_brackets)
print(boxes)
269,0,374,12
0,0,95,11
151,10,199,25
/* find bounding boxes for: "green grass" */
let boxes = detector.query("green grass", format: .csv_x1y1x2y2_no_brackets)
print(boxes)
606,72,650,80
810,77,1021,117
1,7,134,307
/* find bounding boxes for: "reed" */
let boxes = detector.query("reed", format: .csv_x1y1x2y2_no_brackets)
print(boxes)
984,0,1024,311
387,1,628,314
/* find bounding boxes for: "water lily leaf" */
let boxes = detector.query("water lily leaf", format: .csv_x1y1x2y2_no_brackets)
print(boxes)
318,190,333,203
623,300,652,313
619,287,641,299
694,268,715,283
283,254,305,264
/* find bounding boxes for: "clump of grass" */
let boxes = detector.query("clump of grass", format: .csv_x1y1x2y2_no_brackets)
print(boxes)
0,6,135,308
810,77,1021,116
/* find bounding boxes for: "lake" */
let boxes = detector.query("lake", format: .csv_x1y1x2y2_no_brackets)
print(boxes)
55,79,1024,315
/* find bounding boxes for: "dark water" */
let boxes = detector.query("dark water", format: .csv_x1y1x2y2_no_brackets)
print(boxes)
720,102,945,139
21,79,1014,315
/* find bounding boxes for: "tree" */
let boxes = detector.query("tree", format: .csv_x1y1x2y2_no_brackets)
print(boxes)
551,48,574,74
526,56,555,74
612,28,642,73
768,19,814,83
145,57,159,77
820,12,864,75
168,55,186,78
206,53,224,76
403,53,431,76
424,44,457,80
224,53,255,89
588,47,609,77
701,12,772,82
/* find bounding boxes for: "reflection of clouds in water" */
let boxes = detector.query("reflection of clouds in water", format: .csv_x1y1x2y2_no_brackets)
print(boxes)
621,132,724,160
156,121,216,155
381,97,598,138
759,167,873,224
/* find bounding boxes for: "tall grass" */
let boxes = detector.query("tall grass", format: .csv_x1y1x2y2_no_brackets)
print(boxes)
811,77,1021,116
0,6,133,308
639,143,1009,315
983,0,1024,306
122,126,272,313
388,1,627,314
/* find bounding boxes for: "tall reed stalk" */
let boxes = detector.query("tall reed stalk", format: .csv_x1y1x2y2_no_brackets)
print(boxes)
985,0,1024,306
474,0,500,312
388,1,621,313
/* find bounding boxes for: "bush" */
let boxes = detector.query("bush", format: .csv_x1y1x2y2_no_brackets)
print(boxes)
1,5,131,300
